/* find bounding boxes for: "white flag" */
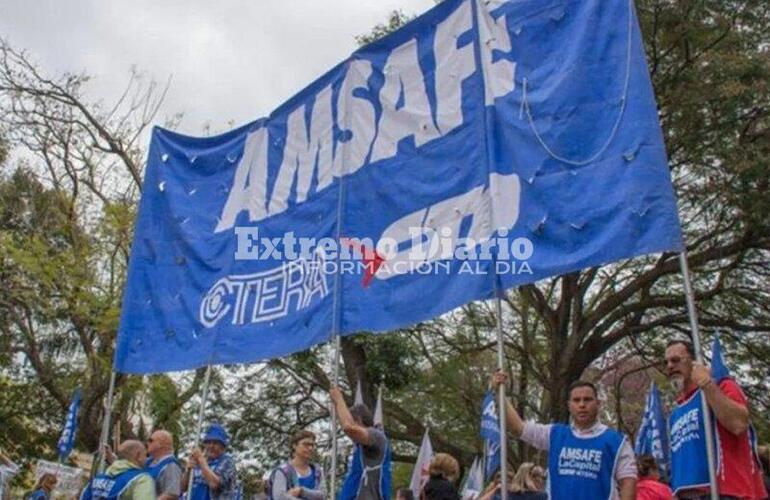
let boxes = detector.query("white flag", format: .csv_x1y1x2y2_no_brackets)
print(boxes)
460,457,483,500
354,379,365,406
410,429,434,498
374,386,384,428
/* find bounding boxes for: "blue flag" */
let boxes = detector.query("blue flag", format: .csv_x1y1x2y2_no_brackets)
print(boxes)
57,389,81,461
480,391,501,480
115,0,683,373
711,333,731,382
635,382,669,475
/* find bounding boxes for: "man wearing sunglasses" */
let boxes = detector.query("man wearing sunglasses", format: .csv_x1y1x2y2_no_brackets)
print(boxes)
665,340,767,499
145,430,183,500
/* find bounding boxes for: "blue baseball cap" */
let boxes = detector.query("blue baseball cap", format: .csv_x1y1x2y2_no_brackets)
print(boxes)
203,423,229,447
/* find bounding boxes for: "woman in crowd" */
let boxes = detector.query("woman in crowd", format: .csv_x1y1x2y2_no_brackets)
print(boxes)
478,462,546,500
635,455,672,500
27,473,57,500
267,430,324,500
422,453,461,500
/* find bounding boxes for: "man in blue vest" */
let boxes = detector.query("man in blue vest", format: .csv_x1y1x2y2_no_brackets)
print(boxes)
665,340,767,499
330,385,389,500
491,372,637,500
80,440,156,499
145,430,182,500
181,423,238,500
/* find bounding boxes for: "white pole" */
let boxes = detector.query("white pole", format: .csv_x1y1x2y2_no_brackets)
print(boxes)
328,110,348,500
678,252,719,500
494,296,508,500
328,335,342,500
96,371,117,473
186,365,213,496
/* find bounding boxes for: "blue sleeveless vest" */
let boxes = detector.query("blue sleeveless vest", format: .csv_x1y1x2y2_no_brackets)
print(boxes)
80,468,147,500
27,489,48,500
339,440,391,500
547,424,624,500
267,462,322,499
145,455,181,479
668,389,718,495
190,454,229,500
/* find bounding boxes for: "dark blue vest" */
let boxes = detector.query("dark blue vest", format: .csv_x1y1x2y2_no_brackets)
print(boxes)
668,389,717,495
547,424,624,500
339,440,391,500
80,468,147,500
145,455,181,479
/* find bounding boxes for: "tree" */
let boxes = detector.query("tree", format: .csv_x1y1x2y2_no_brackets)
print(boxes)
0,39,205,459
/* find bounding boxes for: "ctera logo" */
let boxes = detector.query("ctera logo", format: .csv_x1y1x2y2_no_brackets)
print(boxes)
346,172,528,285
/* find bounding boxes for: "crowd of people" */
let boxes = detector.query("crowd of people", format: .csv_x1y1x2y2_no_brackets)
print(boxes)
1,339,768,499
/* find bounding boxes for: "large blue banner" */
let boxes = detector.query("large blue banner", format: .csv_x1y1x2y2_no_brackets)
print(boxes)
115,0,683,373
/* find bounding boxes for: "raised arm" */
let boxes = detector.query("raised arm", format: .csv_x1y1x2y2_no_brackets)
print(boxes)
329,386,372,445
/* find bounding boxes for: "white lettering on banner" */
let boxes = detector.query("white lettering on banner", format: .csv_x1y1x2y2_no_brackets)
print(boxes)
373,172,521,280
434,1,475,134
670,408,701,452
199,253,329,328
334,59,376,176
370,38,441,162
215,0,519,233
216,127,269,232
557,447,604,479
270,84,335,215
477,0,516,105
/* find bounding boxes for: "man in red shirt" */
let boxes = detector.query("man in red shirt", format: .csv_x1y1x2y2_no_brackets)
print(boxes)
665,340,768,499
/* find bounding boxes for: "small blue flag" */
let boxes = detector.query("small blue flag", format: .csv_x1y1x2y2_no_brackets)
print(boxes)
635,382,669,476
480,391,501,481
711,333,731,382
56,388,82,461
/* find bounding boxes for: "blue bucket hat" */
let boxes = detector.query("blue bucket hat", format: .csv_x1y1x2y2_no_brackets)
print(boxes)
203,423,230,447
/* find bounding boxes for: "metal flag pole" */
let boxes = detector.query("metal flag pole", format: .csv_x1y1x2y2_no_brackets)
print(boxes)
186,364,213,496
329,335,342,500
327,102,349,500
96,370,117,474
678,252,719,500
494,294,508,500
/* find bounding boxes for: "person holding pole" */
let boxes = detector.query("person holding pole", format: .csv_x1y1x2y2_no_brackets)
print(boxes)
664,340,767,499
490,371,637,500
181,423,238,500
145,430,183,500
329,385,389,500
80,440,156,500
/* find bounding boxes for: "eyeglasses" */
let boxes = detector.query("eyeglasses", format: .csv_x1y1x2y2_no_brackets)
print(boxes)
299,441,316,447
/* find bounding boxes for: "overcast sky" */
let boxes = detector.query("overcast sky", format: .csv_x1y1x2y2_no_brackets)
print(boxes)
1,0,435,135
